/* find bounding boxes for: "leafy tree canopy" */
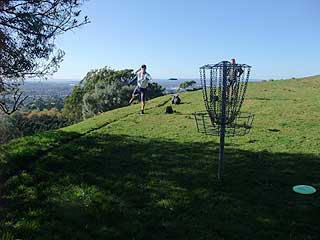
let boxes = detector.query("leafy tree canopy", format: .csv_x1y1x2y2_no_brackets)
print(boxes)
0,0,89,114
64,67,165,120
179,80,196,90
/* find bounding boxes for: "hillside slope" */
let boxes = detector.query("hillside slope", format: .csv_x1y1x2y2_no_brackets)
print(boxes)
1,76,320,239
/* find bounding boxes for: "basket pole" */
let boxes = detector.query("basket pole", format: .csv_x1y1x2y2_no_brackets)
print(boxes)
218,63,228,181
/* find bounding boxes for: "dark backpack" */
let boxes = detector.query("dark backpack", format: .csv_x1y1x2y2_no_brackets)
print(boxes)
165,106,174,114
172,95,181,105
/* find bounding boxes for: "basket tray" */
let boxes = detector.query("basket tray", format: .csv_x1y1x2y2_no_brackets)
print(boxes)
193,111,254,137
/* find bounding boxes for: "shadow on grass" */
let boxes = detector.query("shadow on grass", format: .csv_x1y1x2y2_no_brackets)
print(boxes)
0,131,320,240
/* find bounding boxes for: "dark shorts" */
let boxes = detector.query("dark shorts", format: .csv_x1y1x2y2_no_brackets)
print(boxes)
132,86,147,102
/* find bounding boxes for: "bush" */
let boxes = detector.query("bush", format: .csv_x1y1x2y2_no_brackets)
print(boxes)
0,109,71,145
0,115,22,144
147,82,166,100
64,67,165,120
63,85,84,122
10,109,71,136
178,80,196,92
82,79,135,119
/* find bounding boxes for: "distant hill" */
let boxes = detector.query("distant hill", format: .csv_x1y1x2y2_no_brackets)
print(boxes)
1,75,320,239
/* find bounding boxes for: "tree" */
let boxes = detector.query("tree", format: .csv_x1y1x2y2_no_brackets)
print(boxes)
178,80,196,91
64,67,166,120
146,82,165,100
0,0,89,114
81,68,135,119
63,85,84,121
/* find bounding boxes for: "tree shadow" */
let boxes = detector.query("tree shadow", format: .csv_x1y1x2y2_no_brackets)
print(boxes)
1,131,320,239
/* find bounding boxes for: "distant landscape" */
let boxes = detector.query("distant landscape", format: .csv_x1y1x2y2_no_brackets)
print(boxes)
22,77,264,104
21,80,77,111
21,78,201,111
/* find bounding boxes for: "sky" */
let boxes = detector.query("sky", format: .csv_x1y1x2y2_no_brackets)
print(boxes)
52,0,320,80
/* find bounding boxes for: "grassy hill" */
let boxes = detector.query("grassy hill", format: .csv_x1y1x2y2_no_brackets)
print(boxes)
1,76,320,239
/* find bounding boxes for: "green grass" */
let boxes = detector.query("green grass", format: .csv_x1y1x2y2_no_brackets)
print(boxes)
1,76,320,239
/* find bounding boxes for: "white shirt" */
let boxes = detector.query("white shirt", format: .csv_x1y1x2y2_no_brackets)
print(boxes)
137,72,152,88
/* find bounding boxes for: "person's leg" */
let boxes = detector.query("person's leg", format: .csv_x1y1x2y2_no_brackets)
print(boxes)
231,81,237,98
140,88,146,114
129,95,135,104
129,86,138,104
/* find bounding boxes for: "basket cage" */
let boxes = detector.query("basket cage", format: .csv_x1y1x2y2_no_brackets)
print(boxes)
200,61,251,125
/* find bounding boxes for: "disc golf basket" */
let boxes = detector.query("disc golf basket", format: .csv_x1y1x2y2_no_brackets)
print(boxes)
194,61,254,181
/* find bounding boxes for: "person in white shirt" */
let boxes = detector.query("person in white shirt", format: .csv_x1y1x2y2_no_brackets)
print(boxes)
227,58,244,98
129,64,152,115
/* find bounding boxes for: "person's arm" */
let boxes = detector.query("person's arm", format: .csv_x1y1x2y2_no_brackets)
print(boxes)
129,73,138,85
145,73,152,88
237,67,244,77
135,68,140,74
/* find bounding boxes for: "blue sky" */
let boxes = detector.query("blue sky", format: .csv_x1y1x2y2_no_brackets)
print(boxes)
53,0,319,80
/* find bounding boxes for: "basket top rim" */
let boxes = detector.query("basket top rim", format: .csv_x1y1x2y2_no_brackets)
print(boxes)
200,61,251,70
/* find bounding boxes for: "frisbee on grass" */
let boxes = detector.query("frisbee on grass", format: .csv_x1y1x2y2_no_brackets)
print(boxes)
293,185,316,195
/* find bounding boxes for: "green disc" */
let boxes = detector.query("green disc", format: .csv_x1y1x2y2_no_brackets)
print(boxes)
293,185,316,195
